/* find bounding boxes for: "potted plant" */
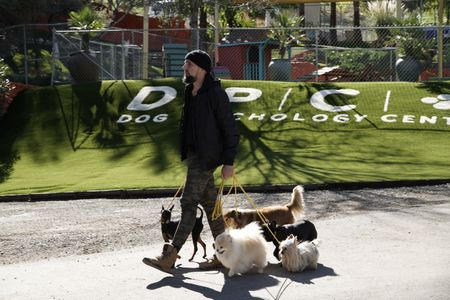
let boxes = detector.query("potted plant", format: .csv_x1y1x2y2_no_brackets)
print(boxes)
388,17,435,81
267,11,306,81
67,5,107,84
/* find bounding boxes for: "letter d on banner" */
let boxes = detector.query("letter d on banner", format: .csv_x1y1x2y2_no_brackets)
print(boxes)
226,88,262,103
127,86,177,111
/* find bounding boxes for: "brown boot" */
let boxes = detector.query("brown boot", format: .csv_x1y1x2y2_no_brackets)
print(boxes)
142,243,180,273
198,255,223,270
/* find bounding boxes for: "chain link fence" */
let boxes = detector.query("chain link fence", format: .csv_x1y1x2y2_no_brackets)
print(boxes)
0,23,68,85
2,25,450,85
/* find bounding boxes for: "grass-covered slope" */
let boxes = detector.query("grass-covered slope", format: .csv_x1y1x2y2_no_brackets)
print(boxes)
1,79,450,196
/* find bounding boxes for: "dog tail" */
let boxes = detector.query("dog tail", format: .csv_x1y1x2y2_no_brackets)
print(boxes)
196,205,204,220
241,221,263,235
286,185,305,220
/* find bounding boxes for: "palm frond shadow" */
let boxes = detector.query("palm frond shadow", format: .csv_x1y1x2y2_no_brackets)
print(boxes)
0,94,29,183
237,123,331,183
119,80,183,171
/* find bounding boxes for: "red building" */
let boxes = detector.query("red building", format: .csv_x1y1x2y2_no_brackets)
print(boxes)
100,12,191,50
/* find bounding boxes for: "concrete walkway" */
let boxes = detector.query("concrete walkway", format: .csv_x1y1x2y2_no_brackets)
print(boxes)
1,202,449,300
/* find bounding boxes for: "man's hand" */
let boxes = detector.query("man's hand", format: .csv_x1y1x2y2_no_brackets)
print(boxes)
221,165,234,180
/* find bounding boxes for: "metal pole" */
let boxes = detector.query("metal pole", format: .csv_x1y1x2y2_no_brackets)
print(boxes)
143,0,149,79
438,0,444,79
23,24,28,85
99,43,102,79
121,31,125,80
51,28,56,86
214,0,219,64
315,29,319,82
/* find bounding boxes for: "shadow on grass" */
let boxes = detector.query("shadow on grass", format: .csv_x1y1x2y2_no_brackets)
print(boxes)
417,81,450,95
57,81,125,150
0,93,29,183
118,80,184,172
235,81,450,184
2,80,450,189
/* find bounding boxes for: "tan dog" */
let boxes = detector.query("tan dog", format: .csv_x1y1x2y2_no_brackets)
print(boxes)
279,234,320,273
223,185,305,229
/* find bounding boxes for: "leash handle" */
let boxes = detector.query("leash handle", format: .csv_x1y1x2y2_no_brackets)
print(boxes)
212,178,225,221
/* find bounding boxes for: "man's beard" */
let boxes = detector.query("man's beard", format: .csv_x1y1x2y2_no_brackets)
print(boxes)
183,75,196,84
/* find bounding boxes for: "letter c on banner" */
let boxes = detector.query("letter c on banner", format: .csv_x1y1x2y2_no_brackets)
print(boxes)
310,89,359,112
225,87,262,103
127,86,177,111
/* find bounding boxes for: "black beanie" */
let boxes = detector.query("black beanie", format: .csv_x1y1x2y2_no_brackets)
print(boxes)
185,50,211,72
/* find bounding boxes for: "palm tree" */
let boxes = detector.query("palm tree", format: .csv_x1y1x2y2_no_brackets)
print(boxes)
68,5,106,51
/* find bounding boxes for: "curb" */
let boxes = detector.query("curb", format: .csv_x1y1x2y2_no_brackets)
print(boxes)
1,179,449,202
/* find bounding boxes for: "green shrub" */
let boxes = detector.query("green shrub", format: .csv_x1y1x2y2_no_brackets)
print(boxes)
0,59,15,118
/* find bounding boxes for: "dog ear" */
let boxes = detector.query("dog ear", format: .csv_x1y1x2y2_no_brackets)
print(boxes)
161,205,165,211
169,204,174,211
287,234,295,240
269,221,276,230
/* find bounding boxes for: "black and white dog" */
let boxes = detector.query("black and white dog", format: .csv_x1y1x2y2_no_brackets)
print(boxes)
262,219,318,260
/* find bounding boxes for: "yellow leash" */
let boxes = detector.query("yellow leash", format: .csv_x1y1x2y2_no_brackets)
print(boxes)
212,179,225,221
212,174,280,244
164,178,185,208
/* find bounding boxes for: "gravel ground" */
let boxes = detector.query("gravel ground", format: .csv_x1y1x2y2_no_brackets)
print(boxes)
1,183,449,265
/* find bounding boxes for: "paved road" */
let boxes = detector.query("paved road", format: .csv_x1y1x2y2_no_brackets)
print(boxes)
1,184,450,299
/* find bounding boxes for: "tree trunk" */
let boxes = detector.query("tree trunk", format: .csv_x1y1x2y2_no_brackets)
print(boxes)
199,6,208,51
189,0,200,49
353,1,363,44
330,2,337,45
298,4,305,26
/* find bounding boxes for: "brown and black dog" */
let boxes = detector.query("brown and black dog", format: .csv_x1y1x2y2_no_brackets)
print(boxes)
160,204,207,261
223,185,306,229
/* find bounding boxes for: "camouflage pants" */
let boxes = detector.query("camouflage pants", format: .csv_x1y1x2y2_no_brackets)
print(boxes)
172,155,225,250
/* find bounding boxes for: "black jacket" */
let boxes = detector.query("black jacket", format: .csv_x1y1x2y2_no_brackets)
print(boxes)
180,74,240,170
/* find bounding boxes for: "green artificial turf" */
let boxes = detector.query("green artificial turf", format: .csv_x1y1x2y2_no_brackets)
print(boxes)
1,79,450,196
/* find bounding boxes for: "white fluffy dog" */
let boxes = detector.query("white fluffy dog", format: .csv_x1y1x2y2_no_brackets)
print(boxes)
214,222,268,277
279,234,320,272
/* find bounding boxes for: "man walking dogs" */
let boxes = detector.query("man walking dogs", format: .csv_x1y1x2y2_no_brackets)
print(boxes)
142,50,240,272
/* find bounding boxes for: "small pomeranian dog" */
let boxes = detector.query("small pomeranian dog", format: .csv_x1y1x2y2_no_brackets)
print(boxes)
279,234,320,273
214,222,268,277
223,185,305,229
